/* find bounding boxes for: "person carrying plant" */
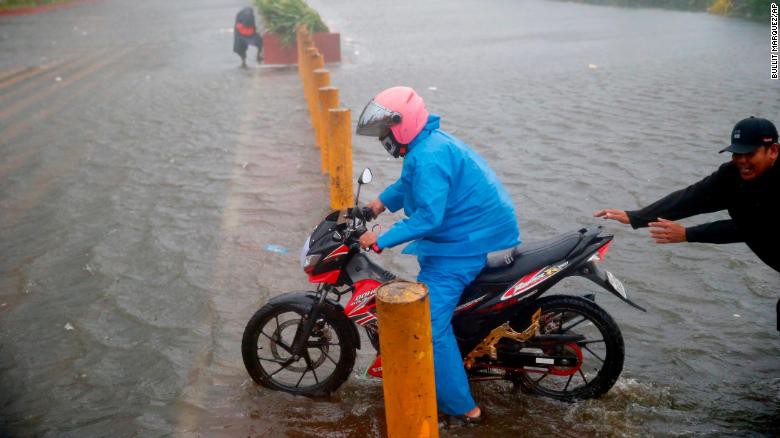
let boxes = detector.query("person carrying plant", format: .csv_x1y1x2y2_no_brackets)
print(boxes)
233,6,263,67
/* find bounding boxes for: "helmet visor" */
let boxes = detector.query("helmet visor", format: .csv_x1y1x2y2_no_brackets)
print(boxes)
356,101,402,137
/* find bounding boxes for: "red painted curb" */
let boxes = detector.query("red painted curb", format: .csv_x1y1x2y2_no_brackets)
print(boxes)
0,0,96,17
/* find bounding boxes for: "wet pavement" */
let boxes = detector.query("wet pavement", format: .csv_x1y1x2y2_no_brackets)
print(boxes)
1,0,779,436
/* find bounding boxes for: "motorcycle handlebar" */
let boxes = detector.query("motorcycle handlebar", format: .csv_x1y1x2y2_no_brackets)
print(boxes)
348,209,380,253
347,226,382,254
360,207,375,221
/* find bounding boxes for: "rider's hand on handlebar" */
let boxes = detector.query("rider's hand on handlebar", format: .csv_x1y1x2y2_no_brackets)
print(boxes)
359,231,378,250
360,207,375,221
366,198,386,218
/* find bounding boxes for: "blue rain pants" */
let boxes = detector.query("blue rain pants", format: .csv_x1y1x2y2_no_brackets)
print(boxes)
417,254,487,416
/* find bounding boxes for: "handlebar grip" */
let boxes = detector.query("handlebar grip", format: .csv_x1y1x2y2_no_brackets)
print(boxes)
371,244,382,254
361,207,375,221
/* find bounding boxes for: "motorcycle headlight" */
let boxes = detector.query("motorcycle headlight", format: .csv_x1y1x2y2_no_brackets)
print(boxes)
299,236,312,268
302,254,321,274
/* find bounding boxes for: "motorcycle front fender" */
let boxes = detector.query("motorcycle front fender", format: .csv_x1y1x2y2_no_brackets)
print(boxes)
577,262,646,312
267,291,361,349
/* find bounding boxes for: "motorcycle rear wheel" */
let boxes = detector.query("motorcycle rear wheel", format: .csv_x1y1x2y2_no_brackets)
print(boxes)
510,295,624,400
241,301,356,396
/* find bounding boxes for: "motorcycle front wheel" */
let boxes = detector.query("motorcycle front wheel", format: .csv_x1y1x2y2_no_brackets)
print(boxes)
510,295,624,400
241,300,356,396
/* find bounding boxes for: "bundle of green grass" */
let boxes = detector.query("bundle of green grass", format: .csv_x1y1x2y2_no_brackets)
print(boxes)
255,0,329,46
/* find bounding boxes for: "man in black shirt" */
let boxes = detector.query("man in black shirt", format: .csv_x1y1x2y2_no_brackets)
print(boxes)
595,116,778,326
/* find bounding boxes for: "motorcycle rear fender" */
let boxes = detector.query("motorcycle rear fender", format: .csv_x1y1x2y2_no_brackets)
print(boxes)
577,262,646,312
267,291,361,349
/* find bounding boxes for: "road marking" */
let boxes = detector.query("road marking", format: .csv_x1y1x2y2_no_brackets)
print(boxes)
0,65,35,83
0,49,135,225
0,51,125,145
0,58,72,92
0,48,125,120
0,69,120,183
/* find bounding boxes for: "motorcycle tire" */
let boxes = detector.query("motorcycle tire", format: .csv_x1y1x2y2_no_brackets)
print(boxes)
241,300,356,396
510,295,624,400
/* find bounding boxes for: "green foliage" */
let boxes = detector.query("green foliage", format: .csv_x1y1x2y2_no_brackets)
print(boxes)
729,0,773,20
557,0,709,11
555,0,774,20
0,0,71,10
255,0,329,46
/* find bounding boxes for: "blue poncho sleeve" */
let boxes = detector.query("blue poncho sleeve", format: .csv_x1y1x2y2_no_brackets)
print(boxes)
378,179,404,213
377,157,450,249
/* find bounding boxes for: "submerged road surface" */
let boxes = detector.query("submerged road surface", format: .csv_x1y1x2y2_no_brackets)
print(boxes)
1,0,779,436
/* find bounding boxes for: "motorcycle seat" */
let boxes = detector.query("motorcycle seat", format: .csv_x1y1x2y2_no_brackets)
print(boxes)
474,230,584,284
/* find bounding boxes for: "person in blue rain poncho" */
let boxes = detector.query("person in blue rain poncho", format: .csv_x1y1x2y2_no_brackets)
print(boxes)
355,86,520,425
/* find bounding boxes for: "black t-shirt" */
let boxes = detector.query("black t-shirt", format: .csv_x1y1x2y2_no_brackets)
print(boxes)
627,162,779,272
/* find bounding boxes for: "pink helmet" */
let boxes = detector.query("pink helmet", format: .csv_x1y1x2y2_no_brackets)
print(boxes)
356,86,430,145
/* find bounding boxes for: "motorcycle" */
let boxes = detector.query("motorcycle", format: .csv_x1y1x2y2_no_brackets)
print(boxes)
242,168,645,400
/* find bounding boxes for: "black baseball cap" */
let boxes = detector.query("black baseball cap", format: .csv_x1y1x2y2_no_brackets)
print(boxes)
720,117,778,154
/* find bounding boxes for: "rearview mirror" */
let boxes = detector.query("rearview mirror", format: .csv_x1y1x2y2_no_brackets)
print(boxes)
358,168,373,185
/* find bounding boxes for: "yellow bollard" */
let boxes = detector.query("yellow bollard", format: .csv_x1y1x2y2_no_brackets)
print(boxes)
327,108,353,210
302,34,314,68
300,43,311,96
312,69,331,171
319,87,339,176
310,52,324,74
300,44,311,100
302,48,320,125
303,47,318,114
376,281,439,438
296,25,307,78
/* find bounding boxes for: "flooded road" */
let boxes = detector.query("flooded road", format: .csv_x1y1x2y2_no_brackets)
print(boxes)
1,0,778,436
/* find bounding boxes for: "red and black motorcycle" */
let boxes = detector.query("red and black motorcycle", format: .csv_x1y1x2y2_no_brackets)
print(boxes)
242,169,645,400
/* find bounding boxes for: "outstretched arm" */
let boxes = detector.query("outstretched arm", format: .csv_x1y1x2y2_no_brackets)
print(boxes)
625,166,730,229
594,209,630,224
684,219,744,244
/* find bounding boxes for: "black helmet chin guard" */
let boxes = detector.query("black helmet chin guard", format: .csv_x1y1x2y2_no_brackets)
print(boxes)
380,133,407,158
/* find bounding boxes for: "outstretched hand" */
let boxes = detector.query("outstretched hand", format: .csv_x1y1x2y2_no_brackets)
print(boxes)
594,209,630,225
648,218,686,244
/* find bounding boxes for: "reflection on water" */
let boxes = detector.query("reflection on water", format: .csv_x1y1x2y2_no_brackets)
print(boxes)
0,0,778,435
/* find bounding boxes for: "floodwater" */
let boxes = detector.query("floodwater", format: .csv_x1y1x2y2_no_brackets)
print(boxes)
1,0,778,436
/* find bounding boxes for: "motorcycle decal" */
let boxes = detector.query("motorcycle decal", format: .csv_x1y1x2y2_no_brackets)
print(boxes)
308,270,340,284
587,240,613,263
367,355,382,378
500,261,569,301
478,296,520,314
353,313,377,325
323,244,349,261
606,271,627,299
350,287,379,307
345,279,381,325
454,295,487,315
